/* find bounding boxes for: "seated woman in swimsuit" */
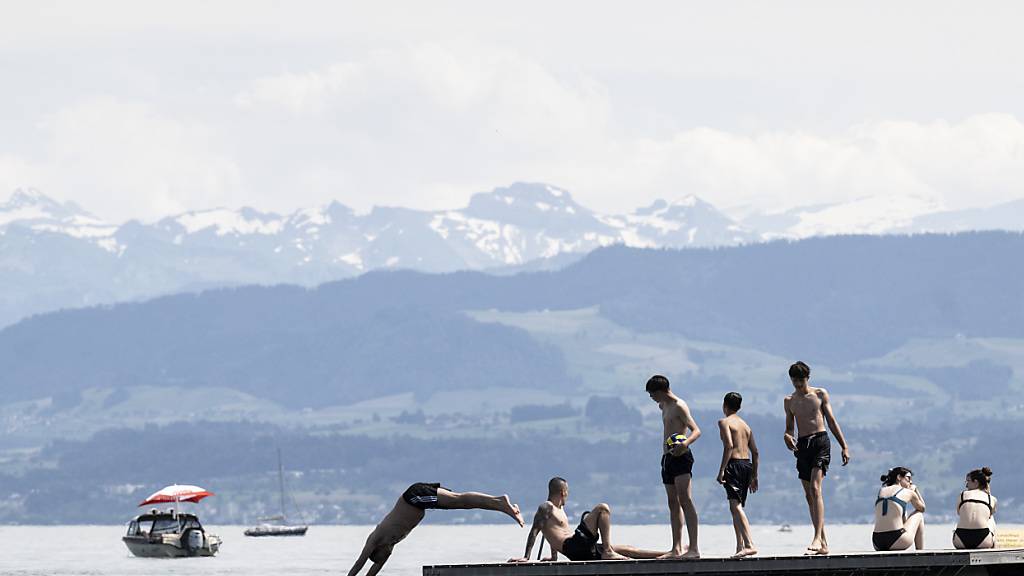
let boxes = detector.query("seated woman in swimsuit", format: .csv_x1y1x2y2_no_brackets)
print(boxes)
871,467,926,551
954,467,997,549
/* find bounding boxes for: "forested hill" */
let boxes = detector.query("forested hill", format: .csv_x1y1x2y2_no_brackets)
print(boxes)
2,232,1023,524
2,232,1023,407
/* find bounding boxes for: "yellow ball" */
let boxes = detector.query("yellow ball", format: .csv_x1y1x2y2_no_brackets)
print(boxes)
666,433,687,446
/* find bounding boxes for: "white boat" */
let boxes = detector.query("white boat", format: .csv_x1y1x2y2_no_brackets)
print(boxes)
245,449,309,537
123,509,222,557
123,484,221,557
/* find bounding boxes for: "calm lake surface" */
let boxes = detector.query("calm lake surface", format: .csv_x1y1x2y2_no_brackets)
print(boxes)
2,523,1018,575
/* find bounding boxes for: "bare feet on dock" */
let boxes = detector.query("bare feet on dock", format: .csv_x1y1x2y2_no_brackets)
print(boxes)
501,495,525,527
804,546,829,556
731,548,757,558
657,549,684,560
660,549,700,559
601,548,629,561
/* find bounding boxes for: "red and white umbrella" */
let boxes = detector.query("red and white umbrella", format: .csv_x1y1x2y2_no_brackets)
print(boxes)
138,484,214,507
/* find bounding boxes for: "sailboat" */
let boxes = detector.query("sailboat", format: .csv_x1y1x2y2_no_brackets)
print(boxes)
244,449,309,537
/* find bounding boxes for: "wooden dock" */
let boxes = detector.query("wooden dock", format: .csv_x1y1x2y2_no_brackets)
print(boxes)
424,548,1024,576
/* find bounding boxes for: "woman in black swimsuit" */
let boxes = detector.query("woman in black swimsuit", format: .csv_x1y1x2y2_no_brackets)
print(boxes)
871,467,926,551
953,467,997,549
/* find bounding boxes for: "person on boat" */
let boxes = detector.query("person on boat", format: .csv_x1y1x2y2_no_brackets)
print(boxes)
346,483,524,576
716,392,759,558
783,361,851,555
508,477,665,563
646,374,702,559
871,467,926,551
954,467,997,549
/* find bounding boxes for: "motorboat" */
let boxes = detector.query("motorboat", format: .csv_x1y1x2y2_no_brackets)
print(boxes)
244,449,309,537
122,484,221,557
123,509,222,557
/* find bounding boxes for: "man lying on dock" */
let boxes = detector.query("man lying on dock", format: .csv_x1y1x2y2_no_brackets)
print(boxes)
508,477,664,563
347,483,524,576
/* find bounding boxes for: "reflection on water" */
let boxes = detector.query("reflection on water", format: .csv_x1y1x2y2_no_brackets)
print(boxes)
0,523,1019,576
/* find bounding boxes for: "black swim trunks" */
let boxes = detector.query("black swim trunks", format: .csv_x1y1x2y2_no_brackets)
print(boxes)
561,511,602,561
795,431,830,481
661,450,695,485
402,483,447,510
723,458,753,506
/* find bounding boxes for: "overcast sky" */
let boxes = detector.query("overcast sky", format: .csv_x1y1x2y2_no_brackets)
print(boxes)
2,1,1023,222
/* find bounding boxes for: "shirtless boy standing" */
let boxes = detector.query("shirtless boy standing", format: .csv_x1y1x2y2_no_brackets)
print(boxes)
509,477,664,563
716,392,759,558
347,483,524,576
646,375,702,559
783,361,850,555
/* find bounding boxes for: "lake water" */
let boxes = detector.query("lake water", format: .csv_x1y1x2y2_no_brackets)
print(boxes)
2,523,1019,575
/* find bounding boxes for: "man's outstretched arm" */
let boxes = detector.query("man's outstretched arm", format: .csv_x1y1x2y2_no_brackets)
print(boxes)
509,503,551,562
347,540,373,576
819,389,850,465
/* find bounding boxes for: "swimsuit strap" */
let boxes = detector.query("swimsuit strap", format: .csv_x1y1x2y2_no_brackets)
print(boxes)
958,491,995,516
875,489,888,516
875,487,908,518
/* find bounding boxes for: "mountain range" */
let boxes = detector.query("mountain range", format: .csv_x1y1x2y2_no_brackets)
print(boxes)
2,183,1024,328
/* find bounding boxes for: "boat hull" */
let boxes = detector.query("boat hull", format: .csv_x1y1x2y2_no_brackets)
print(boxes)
122,534,220,557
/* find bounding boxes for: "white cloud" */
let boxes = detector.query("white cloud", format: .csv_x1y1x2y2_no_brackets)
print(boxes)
563,114,1024,216
236,44,609,148
4,11,1024,225
0,156,47,197
235,62,366,115
31,97,244,221
229,46,1024,219
229,44,613,208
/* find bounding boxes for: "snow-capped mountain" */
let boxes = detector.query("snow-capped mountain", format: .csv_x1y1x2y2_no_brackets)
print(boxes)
604,196,753,247
743,194,1024,239
901,198,1024,234
743,194,945,240
4,182,1021,328
0,183,754,327
0,189,120,251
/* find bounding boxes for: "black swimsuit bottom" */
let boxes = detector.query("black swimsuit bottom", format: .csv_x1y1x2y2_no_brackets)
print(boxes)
955,527,992,549
872,528,905,551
